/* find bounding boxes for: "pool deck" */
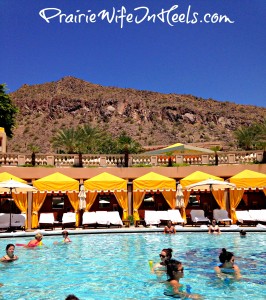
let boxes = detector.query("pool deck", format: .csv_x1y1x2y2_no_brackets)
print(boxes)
0,224,266,238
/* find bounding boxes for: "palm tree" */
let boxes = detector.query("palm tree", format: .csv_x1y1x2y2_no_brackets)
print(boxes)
27,144,40,166
51,128,77,154
210,146,221,166
117,132,143,167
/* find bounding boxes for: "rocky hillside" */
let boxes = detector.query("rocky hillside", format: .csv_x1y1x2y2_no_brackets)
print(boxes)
8,76,266,153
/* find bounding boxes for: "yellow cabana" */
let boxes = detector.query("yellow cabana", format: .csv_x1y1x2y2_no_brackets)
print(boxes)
229,170,266,223
180,171,225,222
32,172,79,228
84,172,128,220
0,172,28,227
228,170,266,188
0,172,26,183
180,171,224,187
133,172,176,221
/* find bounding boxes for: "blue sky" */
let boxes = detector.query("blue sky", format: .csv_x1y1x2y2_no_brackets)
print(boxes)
1,0,266,107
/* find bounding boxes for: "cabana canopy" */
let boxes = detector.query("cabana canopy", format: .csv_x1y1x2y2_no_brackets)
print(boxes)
84,172,128,220
228,170,266,188
84,172,127,191
180,171,224,187
0,172,26,183
133,172,176,191
33,172,79,191
133,172,176,222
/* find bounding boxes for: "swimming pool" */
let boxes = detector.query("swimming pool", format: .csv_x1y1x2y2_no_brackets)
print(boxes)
0,232,265,299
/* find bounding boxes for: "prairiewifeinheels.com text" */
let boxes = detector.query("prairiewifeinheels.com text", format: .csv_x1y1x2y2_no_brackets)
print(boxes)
39,5,235,28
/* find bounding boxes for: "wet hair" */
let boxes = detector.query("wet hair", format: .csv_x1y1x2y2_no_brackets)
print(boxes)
166,259,184,280
6,244,15,252
240,230,246,236
219,248,234,263
62,230,69,236
65,295,79,300
162,248,173,259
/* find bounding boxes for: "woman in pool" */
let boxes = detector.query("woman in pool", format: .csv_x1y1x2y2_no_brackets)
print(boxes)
0,244,18,262
208,220,221,234
27,233,44,247
164,221,176,234
165,259,201,299
152,248,173,274
214,248,241,278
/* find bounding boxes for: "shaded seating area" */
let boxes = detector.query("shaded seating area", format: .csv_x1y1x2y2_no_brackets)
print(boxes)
39,213,55,230
0,213,26,230
82,211,97,228
144,210,160,226
62,212,76,229
95,211,110,227
249,210,266,224
235,210,257,226
133,172,176,226
167,209,185,225
108,211,123,227
83,172,128,225
229,170,266,224
213,209,232,225
190,210,210,226
33,172,80,229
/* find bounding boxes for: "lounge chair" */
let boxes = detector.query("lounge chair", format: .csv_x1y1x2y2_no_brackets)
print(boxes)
144,210,160,227
249,210,266,224
39,213,55,230
10,213,26,230
235,210,257,226
82,211,97,228
213,209,232,226
95,211,110,227
156,211,170,226
62,212,76,229
190,210,210,226
167,209,185,226
0,213,10,229
107,211,123,228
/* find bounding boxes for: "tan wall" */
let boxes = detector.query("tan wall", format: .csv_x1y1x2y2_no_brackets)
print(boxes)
1,164,266,182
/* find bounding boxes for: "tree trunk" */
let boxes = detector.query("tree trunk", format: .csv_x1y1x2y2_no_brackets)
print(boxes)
31,152,36,166
78,153,83,168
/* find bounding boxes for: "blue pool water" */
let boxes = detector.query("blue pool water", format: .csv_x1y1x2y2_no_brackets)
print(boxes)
0,232,265,300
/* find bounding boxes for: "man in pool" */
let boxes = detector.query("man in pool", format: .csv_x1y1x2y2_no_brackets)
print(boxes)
0,244,18,262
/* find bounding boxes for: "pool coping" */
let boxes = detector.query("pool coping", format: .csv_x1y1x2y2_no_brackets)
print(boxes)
0,225,266,238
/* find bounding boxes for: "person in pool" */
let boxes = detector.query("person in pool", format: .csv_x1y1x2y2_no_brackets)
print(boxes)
240,230,247,237
0,244,18,262
214,248,241,279
152,248,173,274
27,233,44,247
62,230,71,243
208,219,221,234
164,221,176,234
165,259,201,299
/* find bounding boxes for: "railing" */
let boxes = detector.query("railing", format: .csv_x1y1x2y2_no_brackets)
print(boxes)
0,150,264,167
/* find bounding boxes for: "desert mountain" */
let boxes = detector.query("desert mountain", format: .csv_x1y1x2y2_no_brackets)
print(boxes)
8,76,266,154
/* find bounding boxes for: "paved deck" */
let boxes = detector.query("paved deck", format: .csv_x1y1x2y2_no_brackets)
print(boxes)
0,224,265,238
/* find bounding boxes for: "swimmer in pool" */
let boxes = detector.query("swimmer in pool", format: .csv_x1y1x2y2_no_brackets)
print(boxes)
54,230,72,245
27,233,43,247
214,248,241,279
240,230,247,237
152,248,173,274
208,220,221,234
0,244,18,262
164,221,176,234
165,259,201,299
